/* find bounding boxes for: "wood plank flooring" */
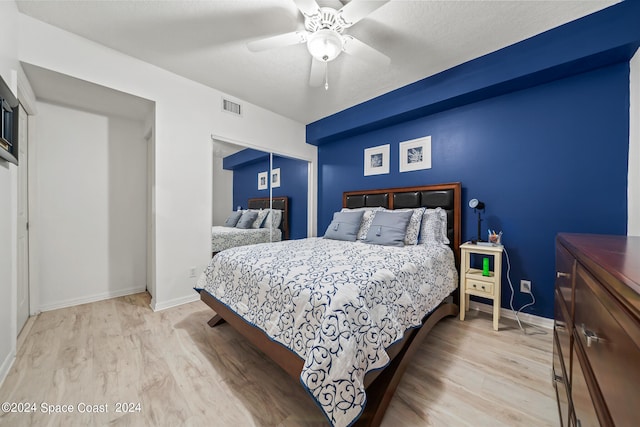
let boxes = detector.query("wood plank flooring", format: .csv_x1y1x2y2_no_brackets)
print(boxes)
0,293,559,426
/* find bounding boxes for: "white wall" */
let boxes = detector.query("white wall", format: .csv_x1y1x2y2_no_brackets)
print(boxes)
629,48,640,236
0,0,19,388
18,13,312,310
108,114,148,297
145,110,156,304
31,102,147,310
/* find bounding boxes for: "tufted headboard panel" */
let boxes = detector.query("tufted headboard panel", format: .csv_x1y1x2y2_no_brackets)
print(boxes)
343,183,461,265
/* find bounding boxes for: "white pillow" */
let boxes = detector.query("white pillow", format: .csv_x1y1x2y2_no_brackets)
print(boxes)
251,209,269,229
341,207,384,240
262,209,282,229
418,207,449,244
385,207,425,245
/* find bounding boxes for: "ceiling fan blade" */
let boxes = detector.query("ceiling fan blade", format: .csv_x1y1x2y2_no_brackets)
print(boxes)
342,35,390,67
293,0,321,17
247,31,308,52
309,58,326,87
338,0,389,27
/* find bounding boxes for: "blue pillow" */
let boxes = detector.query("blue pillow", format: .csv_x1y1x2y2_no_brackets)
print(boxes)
223,211,243,227
236,210,258,229
364,210,413,247
323,211,364,241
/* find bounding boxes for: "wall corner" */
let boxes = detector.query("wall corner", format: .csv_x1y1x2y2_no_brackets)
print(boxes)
629,48,640,236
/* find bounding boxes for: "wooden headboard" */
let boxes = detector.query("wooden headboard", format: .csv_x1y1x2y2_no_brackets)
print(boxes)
343,182,461,265
248,196,289,240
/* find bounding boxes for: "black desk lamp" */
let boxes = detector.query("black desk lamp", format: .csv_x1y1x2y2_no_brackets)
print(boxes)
468,198,485,243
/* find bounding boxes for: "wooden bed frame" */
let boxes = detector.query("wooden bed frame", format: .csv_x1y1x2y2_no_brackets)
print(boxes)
201,182,461,426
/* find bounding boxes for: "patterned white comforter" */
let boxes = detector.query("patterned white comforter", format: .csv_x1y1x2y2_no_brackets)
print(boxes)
197,237,458,427
211,225,282,252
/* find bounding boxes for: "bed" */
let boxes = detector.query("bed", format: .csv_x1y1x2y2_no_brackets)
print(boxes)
197,183,461,426
211,196,289,255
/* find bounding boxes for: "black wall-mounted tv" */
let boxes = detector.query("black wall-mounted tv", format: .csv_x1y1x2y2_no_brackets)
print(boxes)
0,74,19,165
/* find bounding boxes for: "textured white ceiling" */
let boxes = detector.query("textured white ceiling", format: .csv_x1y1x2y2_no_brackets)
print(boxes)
16,0,619,124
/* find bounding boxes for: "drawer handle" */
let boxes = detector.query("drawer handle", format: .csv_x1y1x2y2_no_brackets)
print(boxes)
581,324,602,347
556,271,571,279
481,285,485,290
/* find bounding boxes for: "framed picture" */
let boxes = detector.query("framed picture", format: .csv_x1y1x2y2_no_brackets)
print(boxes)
364,144,390,176
399,136,431,172
271,168,281,188
258,171,268,190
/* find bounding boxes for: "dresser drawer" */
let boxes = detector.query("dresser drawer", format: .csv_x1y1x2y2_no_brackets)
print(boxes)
554,289,571,384
574,264,640,426
555,241,575,316
553,331,571,427
465,279,493,296
572,342,600,427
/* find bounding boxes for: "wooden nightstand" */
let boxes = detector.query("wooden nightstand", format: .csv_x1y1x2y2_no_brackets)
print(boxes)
459,241,504,330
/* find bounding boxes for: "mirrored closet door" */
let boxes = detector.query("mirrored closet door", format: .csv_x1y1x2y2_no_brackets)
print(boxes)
211,139,309,255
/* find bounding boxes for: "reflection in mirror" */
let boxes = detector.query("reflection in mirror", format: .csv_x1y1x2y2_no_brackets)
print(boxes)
211,139,309,256
269,153,308,240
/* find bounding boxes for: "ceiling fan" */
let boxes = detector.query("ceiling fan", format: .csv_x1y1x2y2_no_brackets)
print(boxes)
247,0,391,90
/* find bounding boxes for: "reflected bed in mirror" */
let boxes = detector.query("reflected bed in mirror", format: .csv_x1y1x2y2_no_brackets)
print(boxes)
211,196,289,257
221,148,308,239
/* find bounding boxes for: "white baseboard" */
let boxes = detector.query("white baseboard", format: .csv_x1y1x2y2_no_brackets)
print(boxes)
468,300,554,330
0,349,16,390
38,286,147,312
151,293,200,312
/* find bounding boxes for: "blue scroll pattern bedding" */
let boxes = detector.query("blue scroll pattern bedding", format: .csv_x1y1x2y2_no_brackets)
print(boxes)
211,226,282,252
197,237,458,427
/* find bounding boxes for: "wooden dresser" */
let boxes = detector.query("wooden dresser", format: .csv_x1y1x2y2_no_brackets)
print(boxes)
553,233,640,426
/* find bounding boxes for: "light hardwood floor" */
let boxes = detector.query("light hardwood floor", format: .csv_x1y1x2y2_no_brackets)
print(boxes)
0,293,559,426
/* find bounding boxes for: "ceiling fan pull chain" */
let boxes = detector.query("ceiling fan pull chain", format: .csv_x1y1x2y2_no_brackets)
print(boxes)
325,62,329,90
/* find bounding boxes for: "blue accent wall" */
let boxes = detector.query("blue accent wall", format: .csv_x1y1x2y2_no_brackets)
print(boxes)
229,152,308,240
309,0,640,321
318,63,629,319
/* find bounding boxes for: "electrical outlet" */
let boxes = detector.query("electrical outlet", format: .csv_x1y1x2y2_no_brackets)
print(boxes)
189,267,197,278
520,279,532,294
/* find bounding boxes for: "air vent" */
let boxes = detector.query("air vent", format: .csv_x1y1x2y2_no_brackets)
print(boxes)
222,98,242,116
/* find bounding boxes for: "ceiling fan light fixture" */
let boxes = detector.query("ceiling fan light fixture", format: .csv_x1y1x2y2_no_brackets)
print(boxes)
306,29,343,62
